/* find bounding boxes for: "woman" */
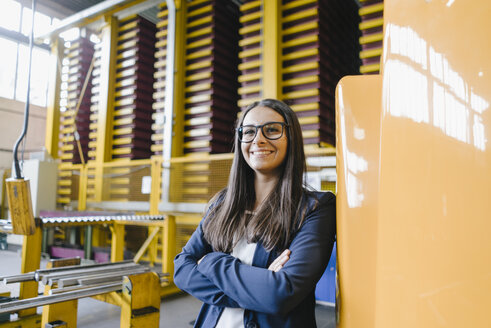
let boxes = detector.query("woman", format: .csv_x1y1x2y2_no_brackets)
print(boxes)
174,99,336,327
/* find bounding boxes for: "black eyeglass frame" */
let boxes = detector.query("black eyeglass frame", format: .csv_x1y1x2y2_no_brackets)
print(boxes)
237,121,289,143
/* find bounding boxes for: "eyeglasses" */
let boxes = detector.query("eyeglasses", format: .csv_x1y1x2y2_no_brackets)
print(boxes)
237,122,289,143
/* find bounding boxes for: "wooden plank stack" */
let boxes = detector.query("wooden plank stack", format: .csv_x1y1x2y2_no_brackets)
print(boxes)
59,37,95,164
280,0,360,147
238,0,263,108
57,36,95,207
358,0,383,74
112,15,156,161
182,0,240,156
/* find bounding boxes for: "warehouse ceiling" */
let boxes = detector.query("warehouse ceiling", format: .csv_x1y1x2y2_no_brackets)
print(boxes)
37,0,160,23
36,0,360,24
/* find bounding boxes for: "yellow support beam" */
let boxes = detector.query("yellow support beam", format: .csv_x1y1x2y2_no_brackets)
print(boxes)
162,216,176,281
94,15,118,202
172,0,187,158
263,0,282,99
45,38,63,159
110,224,125,262
41,259,79,328
120,273,160,328
134,227,161,263
19,226,42,317
149,158,161,215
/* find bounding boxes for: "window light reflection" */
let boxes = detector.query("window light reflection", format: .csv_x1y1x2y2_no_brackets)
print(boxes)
338,96,369,208
385,24,489,151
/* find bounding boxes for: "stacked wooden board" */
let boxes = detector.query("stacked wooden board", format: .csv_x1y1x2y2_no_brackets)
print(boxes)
88,41,102,162
358,0,383,74
112,15,156,161
238,0,263,108
151,2,168,156
102,15,157,202
167,0,240,202
86,40,103,203
280,0,360,147
59,37,95,164
182,0,240,156
57,37,95,207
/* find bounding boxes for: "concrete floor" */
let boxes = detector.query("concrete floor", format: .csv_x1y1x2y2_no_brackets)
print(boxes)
0,248,335,327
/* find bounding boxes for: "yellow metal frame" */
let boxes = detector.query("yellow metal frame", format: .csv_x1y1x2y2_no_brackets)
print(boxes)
263,0,281,99
120,272,161,328
0,315,41,328
94,15,118,202
18,226,42,318
45,38,63,159
172,0,187,158
41,259,80,327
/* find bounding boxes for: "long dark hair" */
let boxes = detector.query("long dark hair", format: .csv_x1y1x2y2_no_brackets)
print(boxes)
202,99,308,252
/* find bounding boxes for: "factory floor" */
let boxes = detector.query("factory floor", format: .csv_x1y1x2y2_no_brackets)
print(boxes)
0,248,335,327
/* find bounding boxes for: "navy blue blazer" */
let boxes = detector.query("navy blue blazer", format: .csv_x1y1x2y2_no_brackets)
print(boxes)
174,191,336,328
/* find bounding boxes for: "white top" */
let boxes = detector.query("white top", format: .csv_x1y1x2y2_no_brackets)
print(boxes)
215,237,257,328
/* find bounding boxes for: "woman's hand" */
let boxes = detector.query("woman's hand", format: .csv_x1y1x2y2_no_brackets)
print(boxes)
268,249,291,272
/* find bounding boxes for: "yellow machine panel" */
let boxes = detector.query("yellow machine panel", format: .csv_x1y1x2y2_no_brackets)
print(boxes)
336,75,381,327
337,0,491,327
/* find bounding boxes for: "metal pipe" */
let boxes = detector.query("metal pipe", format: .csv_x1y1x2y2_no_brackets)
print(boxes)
35,0,148,42
161,0,177,205
42,263,142,285
49,281,118,295
57,267,150,288
1,273,36,284
77,268,150,286
84,225,93,259
12,0,36,179
0,282,122,314
35,260,134,275
0,220,13,232
37,262,138,282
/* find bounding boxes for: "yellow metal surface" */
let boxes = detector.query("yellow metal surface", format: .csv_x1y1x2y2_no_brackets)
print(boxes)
134,226,161,263
94,15,118,201
0,314,41,328
6,179,35,235
149,158,162,215
336,75,381,328
171,0,187,158
162,216,176,283
376,1,491,326
120,272,160,328
41,260,78,328
45,38,63,159
19,226,42,317
78,165,87,210
91,291,123,307
337,0,491,326
110,224,125,262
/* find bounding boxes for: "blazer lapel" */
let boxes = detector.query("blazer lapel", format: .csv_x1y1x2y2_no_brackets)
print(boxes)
251,242,271,267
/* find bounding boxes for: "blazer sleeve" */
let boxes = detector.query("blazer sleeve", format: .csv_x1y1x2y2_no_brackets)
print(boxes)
196,192,336,316
173,207,240,308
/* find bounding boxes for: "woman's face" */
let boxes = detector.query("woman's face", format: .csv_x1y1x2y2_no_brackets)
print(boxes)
240,106,288,179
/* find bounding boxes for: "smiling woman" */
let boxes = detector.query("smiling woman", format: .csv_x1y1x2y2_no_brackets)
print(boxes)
240,107,288,180
174,99,336,328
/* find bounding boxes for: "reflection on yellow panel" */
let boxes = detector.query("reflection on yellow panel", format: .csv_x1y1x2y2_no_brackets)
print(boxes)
336,75,381,328
375,0,491,326
337,0,491,327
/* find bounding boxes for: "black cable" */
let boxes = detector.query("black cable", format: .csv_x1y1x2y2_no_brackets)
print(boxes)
12,0,36,179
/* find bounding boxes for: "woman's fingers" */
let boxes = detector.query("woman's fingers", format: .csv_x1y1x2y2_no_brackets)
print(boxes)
268,249,291,272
